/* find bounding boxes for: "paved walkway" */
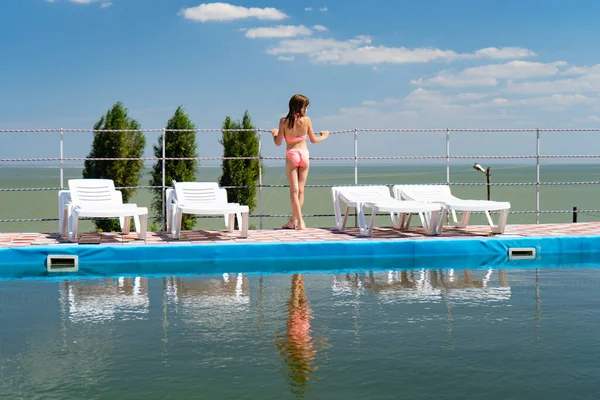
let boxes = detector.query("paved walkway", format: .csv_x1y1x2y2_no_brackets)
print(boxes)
1,222,599,248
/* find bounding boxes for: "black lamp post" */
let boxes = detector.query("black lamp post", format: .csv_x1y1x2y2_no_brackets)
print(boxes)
473,163,491,201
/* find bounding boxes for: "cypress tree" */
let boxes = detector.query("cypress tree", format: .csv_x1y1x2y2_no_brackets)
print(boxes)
218,111,262,224
83,102,145,232
150,106,198,230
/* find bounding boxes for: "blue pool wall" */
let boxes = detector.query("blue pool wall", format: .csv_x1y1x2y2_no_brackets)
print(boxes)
1,235,600,280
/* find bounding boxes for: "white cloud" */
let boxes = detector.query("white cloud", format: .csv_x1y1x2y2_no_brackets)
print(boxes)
411,75,497,88
404,88,457,109
267,36,536,65
578,115,600,122
179,2,287,23
361,98,399,106
471,94,596,108
101,2,112,7
455,92,490,101
559,64,600,76
313,25,328,31
304,7,313,11
320,7,328,12
504,73,600,94
277,56,295,61
413,61,564,88
473,47,537,59
245,25,312,39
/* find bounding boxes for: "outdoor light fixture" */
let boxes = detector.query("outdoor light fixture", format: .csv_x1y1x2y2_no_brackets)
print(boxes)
473,162,492,201
473,163,486,174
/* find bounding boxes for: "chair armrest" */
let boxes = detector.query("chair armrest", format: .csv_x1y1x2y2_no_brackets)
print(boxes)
217,188,228,203
113,190,124,204
166,188,177,204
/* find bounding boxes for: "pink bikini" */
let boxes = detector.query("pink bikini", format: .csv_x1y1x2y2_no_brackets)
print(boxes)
284,113,309,167
285,134,309,167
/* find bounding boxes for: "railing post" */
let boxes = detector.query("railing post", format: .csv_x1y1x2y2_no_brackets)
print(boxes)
162,128,166,231
354,128,358,186
354,128,358,227
59,128,64,189
445,128,450,185
536,128,540,224
258,128,263,230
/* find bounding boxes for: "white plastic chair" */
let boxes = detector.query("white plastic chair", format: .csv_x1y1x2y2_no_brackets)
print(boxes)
167,181,249,239
331,186,445,236
64,179,148,242
393,184,510,234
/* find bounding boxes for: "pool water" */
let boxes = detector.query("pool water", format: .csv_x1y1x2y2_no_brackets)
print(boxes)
2,268,600,399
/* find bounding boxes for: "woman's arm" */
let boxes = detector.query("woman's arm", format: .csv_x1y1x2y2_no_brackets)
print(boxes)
306,117,329,143
272,118,285,147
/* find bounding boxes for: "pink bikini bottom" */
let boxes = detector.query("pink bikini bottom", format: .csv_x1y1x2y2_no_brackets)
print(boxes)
286,148,309,167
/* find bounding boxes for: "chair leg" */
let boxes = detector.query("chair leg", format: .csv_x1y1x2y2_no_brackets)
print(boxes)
392,213,409,231
173,211,183,239
451,210,459,225
455,210,471,228
332,190,343,230
241,212,249,238
123,216,131,234
236,212,242,231
356,204,369,236
491,209,509,234
424,210,442,236
166,205,173,233
227,213,235,232
69,214,79,242
134,216,141,234
61,207,69,237
367,207,377,237
138,214,148,240
341,206,351,231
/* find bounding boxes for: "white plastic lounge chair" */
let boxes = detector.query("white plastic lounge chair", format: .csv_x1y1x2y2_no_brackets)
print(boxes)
393,184,511,234
331,186,445,236
64,179,148,242
167,181,249,239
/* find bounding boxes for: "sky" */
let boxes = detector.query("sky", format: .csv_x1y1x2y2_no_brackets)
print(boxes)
2,0,600,162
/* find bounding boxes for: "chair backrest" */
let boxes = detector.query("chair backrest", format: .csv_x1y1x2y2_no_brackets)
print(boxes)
174,182,226,204
68,179,119,205
393,185,453,202
332,185,392,202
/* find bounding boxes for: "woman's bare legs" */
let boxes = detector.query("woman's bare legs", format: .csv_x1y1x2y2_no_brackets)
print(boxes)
296,163,310,229
284,160,302,229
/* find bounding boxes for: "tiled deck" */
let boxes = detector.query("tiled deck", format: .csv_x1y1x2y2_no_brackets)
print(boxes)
1,222,599,248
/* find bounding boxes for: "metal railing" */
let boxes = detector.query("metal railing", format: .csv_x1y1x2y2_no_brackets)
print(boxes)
2,127,600,229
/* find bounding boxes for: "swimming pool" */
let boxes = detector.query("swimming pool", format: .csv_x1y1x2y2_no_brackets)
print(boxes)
2,264,600,399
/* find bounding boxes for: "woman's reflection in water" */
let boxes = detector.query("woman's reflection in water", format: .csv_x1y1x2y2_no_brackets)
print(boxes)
276,274,320,398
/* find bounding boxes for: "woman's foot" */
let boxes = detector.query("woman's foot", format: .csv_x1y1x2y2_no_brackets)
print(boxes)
282,219,297,229
296,220,306,230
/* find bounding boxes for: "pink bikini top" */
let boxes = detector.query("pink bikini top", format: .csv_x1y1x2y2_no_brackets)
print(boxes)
284,113,307,143
284,134,307,143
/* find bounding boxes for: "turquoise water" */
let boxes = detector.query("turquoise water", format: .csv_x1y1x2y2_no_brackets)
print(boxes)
1,163,600,233
2,267,600,399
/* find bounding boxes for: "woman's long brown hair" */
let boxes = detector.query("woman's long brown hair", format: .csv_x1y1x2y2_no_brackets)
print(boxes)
285,94,310,129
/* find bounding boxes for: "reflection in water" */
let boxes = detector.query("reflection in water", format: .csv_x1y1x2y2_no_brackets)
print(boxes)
60,277,149,323
535,268,542,339
341,269,512,305
276,274,320,398
164,273,250,326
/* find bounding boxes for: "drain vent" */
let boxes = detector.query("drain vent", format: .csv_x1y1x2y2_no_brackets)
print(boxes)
508,248,536,260
46,255,79,272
